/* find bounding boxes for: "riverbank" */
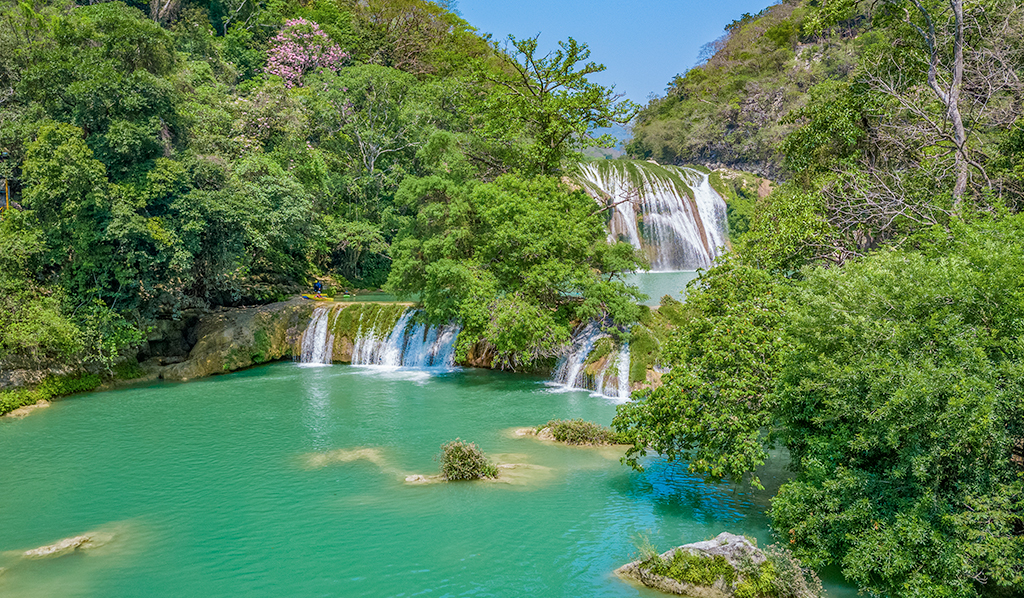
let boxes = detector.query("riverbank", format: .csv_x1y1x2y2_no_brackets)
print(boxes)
2,288,684,417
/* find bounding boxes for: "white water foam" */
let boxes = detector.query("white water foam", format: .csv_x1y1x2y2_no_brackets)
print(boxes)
550,323,632,401
299,306,335,365
577,162,729,271
351,310,461,369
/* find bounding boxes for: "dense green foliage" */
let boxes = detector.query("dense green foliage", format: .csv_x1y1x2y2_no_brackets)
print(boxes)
0,0,638,375
436,438,498,480
0,372,102,414
387,174,643,369
770,218,1024,596
617,216,1024,595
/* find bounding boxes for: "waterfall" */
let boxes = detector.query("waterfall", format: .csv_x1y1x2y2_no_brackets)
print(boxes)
552,322,603,389
551,324,632,400
576,160,729,271
299,306,335,365
297,305,461,368
351,310,461,368
615,344,631,399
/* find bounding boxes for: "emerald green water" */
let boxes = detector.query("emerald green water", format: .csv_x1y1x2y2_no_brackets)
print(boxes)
0,363,852,597
625,271,701,306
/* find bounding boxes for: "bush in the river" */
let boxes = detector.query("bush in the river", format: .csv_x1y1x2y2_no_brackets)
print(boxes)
541,419,621,445
437,439,499,480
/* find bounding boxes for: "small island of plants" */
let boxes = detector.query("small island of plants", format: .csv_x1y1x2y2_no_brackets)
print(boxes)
436,439,499,481
535,419,623,446
618,533,822,598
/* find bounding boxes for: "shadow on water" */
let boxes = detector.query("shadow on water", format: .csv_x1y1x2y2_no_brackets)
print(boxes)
610,455,860,598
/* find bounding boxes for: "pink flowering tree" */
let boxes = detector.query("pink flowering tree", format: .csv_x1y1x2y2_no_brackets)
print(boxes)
265,19,349,88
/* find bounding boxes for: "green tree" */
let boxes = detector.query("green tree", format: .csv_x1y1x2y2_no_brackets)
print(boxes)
21,122,114,293
478,35,638,175
613,257,788,487
387,173,643,369
771,217,1024,597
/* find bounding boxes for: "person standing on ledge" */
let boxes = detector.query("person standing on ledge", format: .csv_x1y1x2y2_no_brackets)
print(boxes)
313,280,323,299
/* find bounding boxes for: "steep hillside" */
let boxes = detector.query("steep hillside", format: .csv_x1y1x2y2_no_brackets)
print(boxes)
627,0,861,177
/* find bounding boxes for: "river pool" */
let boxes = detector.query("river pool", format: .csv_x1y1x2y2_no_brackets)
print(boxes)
624,271,702,306
0,362,853,597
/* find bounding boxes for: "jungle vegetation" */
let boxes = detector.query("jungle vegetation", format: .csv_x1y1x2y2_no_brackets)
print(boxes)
0,0,640,373
2,0,1024,594
616,0,1024,595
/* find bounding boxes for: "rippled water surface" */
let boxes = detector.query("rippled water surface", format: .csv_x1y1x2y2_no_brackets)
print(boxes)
0,362,854,597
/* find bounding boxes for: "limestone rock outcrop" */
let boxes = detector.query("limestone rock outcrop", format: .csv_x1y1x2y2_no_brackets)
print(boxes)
161,299,313,381
615,532,821,598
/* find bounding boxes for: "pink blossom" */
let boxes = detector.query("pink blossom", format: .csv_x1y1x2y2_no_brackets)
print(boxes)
265,18,349,88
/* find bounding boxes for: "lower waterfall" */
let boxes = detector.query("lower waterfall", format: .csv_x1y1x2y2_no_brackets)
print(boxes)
297,305,461,368
299,306,336,365
352,310,461,368
551,323,632,401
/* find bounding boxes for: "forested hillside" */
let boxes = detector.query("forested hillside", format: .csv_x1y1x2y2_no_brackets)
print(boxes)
0,0,640,377
617,0,1024,594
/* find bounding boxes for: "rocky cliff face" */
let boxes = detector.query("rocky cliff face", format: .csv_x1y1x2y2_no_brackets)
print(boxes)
159,299,314,381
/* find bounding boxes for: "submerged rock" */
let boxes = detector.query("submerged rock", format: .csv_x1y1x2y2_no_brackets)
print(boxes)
304,448,388,469
23,532,113,559
513,427,555,441
615,532,822,598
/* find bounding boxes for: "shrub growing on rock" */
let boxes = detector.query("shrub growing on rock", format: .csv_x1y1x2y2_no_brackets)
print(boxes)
437,439,499,480
620,533,822,598
541,419,620,445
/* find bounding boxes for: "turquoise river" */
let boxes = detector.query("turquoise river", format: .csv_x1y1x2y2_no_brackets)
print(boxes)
0,362,857,597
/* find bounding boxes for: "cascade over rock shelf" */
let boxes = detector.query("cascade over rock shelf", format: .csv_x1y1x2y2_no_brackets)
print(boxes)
574,160,730,271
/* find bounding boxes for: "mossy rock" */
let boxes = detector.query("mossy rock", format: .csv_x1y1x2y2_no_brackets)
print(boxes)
0,372,103,416
163,299,315,380
616,533,822,598
327,303,409,361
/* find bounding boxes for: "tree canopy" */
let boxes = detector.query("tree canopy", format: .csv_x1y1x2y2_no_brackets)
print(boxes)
0,0,636,372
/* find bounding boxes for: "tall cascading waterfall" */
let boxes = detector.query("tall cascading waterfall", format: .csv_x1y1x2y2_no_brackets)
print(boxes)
576,160,729,271
351,310,461,368
297,305,461,368
551,323,632,400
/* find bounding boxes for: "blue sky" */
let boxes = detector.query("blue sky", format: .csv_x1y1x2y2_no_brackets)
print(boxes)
455,0,777,104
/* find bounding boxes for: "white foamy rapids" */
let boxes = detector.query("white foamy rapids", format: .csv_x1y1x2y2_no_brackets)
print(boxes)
577,162,729,271
551,324,632,401
299,306,335,365
352,310,461,368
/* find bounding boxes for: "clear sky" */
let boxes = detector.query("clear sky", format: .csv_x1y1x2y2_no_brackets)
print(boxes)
455,0,777,104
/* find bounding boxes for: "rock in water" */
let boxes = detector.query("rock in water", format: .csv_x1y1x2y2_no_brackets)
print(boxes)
615,532,821,598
